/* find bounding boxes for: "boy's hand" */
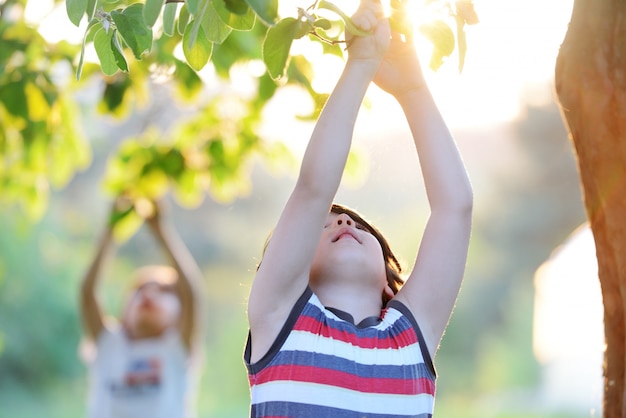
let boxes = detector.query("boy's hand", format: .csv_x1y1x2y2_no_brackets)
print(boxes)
144,199,163,231
346,0,390,64
373,31,426,99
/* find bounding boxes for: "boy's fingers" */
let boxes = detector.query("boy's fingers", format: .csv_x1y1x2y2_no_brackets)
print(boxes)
361,0,385,19
353,0,387,32
351,9,376,32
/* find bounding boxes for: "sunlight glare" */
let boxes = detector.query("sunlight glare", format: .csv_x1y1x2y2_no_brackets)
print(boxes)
533,224,603,412
412,0,575,129
28,0,85,44
280,0,575,130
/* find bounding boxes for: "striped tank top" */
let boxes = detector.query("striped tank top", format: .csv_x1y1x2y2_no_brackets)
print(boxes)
244,287,436,417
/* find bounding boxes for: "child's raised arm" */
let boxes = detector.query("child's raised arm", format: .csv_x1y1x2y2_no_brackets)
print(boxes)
247,0,390,363
375,31,473,358
146,204,206,353
80,209,116,341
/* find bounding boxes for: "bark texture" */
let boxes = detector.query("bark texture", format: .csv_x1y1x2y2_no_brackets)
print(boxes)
554,0,626,416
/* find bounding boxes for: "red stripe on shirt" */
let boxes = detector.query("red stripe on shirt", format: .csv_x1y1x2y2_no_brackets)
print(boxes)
254,364,435,396
293,315,418,349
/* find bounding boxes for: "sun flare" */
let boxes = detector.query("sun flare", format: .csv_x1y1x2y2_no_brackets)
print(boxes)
281,0,574,131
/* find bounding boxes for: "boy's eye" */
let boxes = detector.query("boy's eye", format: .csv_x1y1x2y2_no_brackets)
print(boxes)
355,223,366,231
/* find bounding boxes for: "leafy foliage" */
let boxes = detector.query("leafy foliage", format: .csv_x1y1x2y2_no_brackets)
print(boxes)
0,0,478,233
72,0,478,79
0,3,91,219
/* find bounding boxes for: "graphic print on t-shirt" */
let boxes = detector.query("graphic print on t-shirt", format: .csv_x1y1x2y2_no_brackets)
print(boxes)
110,357,162,396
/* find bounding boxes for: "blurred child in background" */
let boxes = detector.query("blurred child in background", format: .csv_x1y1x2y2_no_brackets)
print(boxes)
80,199,205,418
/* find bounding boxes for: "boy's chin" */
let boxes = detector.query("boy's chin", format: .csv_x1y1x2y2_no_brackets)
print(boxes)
126,319,173,338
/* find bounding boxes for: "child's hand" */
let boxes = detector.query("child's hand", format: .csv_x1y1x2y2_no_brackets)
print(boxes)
144,200,163,230
346,0,390,64
373,31,426,99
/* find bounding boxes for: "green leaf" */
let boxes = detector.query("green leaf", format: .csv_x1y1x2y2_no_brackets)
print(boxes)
86,0,97,20
178,4,190,35
94,28,119,75
317,0,370,36
202,3,233,44
111,207,143,242
163,3,178,36
66,0,87,26
111,30,129,72
76,19,100,80
101,76,132,112
173,170,204,207
173,59,203,99
25,82,50,121
186,0,200,15
143,0,165,27
160,149,185,177
0,79,27,118
263,17,299,79
214,0,255,31
58,96,91,171
244,0,277,26
419,19,455,71
186,0,208,48
293,20,310,39
224,0,248,15
286,54,314,91
109,204,134,228
137,167,169,198
183,20,213,70
314,18,332,30
111,3,153,59
258,72,277,103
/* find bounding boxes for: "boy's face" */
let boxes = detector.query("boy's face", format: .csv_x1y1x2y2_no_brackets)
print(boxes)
310,212,386,286
124,281,181,338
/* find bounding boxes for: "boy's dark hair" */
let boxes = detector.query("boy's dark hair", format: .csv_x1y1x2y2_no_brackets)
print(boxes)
330,203,404,305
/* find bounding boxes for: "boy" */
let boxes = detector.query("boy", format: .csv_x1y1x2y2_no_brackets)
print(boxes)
80,200,205,418
245,0,473,416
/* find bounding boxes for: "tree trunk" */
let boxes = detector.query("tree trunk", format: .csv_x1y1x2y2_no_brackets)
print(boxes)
554,0,626,416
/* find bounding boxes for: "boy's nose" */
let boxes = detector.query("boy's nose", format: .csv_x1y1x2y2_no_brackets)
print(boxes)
140,286,158,299
335,213,354,227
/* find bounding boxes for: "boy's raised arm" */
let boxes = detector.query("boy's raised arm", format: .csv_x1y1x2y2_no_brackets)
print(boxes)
80,221,114,341
247,0,390,362
146,205,205,353
375,32,473,358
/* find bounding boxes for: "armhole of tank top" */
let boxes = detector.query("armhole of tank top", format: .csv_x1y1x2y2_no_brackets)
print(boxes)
386,299,437,379
245,286,313,374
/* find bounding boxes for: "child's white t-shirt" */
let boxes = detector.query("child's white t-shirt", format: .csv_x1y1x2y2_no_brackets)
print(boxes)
86,325,194,418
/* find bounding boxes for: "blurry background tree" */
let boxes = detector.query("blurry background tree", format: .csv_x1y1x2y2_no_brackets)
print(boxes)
555,1,626,416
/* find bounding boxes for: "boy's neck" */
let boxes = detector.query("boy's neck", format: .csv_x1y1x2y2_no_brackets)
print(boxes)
311,282,384,325
124,323,169,340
